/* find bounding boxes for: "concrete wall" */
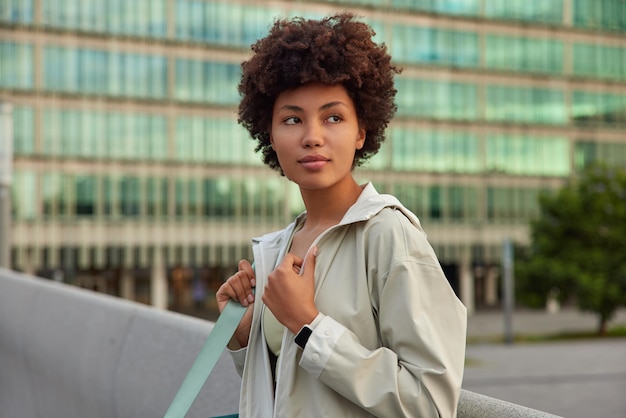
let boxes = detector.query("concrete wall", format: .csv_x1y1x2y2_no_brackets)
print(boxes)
0,268,560,418
0,268,240,418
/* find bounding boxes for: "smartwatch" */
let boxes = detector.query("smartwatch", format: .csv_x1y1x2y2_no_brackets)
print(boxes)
295,325,313,349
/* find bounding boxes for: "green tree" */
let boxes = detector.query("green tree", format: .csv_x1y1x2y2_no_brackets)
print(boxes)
516,164,626,334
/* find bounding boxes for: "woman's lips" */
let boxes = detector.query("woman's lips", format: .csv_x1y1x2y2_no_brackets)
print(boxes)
299,155,329,170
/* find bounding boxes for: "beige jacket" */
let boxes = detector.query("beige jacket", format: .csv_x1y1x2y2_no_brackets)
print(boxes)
229,183,467,417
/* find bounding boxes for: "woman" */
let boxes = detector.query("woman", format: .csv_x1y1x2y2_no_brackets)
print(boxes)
216,12,467,417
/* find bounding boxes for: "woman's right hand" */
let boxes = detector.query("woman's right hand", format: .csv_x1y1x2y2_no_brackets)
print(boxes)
216,259,256,349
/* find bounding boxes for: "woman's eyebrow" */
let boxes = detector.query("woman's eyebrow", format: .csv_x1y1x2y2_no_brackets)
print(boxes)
320,101,347,111
277,105,303,112
277,101,347,112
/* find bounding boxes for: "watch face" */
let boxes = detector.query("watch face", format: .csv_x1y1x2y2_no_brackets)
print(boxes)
295,325,313,349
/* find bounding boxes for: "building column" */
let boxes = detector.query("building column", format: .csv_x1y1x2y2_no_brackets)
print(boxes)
563,0,573,26
120,268,135,301
0,186,11,269
21,247,36,276
459,253,475,315
485,265,499,306
0,103,13,269
151,248,168,309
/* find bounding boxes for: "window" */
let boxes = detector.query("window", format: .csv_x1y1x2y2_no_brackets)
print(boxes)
0,0,33,24
103,176,118,217
392,26,478,68
146,178,168,217
175,59,241,104
42,0,165,37
75,175,97,216
42,172,65,218
0,42,33,89
429,186,442,220
43,46,167,99
390,128,481,173
393,184,426,216
13,106,34,155
202,177,237,218
573,43,626,81
486,85,566,125
448,187,468,221
486,0,563,24
396,78,477,120
486,135,570,176
12,170,37,220
573,0,626,31
485,35,563,75
575,141,626,169
572,91,626,126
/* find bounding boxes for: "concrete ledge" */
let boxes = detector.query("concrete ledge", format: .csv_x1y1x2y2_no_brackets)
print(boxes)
458,390,560,417
0,268,240,418
0,268,560,418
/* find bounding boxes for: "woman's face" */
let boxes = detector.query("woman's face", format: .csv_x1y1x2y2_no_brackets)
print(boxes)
270,82,365,191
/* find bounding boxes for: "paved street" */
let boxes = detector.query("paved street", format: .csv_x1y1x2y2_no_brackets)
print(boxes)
463,339,626,417
464,308,626,417
467,307,626,341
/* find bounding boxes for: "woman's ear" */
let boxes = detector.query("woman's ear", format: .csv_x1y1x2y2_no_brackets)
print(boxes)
356,127,366,150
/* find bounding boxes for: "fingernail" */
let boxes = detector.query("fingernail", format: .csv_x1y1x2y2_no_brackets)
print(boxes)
250,278,256,287
247,294,254,303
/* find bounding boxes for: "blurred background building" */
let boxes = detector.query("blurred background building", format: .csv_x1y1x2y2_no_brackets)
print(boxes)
1,0,625,316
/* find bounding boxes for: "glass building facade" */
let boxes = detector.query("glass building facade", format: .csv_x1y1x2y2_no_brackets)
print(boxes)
2,0,626,312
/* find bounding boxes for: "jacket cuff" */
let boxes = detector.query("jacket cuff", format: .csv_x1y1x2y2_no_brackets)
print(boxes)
227,346,247,376
298,314,346,378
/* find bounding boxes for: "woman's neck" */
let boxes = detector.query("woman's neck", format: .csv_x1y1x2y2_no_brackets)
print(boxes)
299,180,364,229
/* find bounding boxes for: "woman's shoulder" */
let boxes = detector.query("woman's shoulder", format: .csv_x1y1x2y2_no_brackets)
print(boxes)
364,204,424,237
352,185,423,232
362,204,440,265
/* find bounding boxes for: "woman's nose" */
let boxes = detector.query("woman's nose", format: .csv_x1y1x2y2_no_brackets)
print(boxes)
301,122,324,148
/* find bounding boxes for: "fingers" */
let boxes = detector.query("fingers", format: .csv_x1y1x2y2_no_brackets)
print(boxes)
216,259,256,307
288,254,303,274
284,246,317,276
302,246,318,276
231,271,256,307
238,259,256,288
263,247,319,334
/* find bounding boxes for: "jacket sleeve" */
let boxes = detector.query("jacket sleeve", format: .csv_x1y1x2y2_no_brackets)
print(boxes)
299,209,467,417
228,347,247,377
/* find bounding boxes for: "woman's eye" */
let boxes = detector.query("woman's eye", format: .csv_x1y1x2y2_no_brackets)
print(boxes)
326,115,342,123
284,116,300,125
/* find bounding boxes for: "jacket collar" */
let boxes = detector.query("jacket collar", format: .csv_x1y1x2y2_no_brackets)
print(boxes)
252,182,421,244
341,182,422,229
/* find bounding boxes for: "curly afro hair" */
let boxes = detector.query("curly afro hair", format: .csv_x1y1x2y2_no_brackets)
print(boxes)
238,12,401,174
